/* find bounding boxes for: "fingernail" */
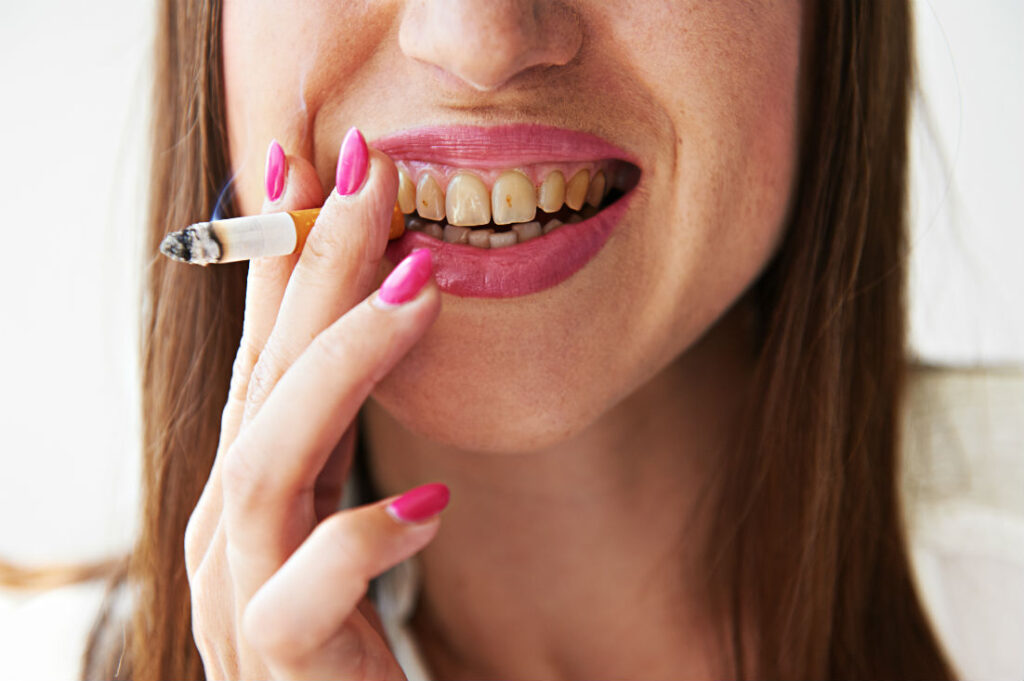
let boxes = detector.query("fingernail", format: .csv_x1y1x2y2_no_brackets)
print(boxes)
376,249,433,306
387,483,450,524
335,127,369,196
265,139,286,202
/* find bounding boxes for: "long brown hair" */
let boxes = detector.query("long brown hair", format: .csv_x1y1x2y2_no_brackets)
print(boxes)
82,0,954,678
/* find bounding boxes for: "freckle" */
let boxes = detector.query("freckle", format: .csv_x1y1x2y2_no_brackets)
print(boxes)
506,195,512,206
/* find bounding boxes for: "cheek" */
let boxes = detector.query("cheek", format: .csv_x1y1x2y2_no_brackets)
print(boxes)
222,0,388,215
643,1,802,327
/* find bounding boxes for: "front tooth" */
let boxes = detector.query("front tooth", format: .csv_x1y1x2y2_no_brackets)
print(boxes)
468,228,493,248
512,221,541,243
489,231,518,248
585,170,606,207
542,218,563,234
445,172,490,226
537,170,566,213
416,173,445,220
492,171,537,225
565,169,590,211
398,171,416,214
443,224,471,244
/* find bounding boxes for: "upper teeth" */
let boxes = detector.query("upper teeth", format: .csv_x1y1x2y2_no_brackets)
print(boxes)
396,163,616,227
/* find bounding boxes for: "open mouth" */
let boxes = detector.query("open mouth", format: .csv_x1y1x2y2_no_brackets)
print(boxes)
375,125,642,298
396,159,641,248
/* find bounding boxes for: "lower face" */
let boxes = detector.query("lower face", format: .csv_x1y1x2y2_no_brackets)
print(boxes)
222,1,802,452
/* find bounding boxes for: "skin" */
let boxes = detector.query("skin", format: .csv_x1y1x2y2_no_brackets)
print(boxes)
185,1,803,679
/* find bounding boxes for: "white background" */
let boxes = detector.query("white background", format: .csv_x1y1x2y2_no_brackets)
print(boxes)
0,1,1021,678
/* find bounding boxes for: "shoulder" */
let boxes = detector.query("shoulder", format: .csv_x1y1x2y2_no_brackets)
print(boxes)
903,365,1024,681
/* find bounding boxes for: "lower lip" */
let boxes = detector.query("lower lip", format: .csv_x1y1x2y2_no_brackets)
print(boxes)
385,192,633,298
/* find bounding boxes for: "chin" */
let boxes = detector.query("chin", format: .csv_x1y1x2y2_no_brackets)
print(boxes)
367,315,617,454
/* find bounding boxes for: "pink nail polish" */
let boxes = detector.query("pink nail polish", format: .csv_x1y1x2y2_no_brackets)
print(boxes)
377,249,433,306
387,483,450,523
265,139,286,202
335,127,369,196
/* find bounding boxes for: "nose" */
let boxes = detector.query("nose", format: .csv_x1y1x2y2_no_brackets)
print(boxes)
399,0,583,92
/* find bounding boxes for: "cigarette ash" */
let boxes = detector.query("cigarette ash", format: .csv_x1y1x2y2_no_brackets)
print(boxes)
159,224,222,266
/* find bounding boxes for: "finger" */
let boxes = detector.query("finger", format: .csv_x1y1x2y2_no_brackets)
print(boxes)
243,132,399,423
243,485,449,679
196,144,326,536
222,257,439,603
219,143,325,449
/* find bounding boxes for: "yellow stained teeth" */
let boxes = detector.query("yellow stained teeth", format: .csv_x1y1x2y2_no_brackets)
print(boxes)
565,169,590,211
512,221,541,243
585,170,606,207
416,173,445,221
445,172,491,226
398,170,416,214
443,224,471,243
489,231,518,248
468,228,493,248
492,171,537,225
537,170,566,213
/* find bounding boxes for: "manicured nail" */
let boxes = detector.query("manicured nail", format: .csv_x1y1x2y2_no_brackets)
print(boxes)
387,483,450,524
377,249,433,306
335,127,369,196
265,139,286,202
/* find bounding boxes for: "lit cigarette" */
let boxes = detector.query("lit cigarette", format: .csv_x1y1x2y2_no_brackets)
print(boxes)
160,204,407,266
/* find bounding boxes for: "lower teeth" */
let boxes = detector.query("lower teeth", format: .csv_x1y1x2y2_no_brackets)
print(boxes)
405,203,602,249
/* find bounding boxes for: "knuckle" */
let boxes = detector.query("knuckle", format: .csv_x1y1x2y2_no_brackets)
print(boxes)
301,223,356,271
316,514,375,581
242,597,306,664
309,323,355,366
220,439,267,510
245,342,289,415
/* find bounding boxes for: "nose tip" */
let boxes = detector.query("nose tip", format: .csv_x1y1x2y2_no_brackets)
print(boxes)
399,0,582,92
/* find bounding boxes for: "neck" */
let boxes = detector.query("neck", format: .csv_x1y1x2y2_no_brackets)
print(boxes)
362,303,756,680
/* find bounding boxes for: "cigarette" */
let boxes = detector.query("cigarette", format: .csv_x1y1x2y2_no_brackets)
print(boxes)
159,204,407,266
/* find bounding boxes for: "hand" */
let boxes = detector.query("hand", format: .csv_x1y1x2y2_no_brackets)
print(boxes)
183,132,443,680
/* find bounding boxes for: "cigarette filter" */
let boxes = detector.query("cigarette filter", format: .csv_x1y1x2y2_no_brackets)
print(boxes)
160,205,406,266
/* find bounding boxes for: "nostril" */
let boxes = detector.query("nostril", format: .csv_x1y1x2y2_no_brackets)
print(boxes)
398,0,582,92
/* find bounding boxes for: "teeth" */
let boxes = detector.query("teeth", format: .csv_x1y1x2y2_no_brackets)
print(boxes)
422,221,443,240
585,170,606,207
468,228,493,248
398,171,416,214
445,172,491,226
537,171,566,213
489,231,518,248
443,224,471,244
491,171,537,225
512,221,541,243
565,170,590,211
411,215,575,247
416,174,445,221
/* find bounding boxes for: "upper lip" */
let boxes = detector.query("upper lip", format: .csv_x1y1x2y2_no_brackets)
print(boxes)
370,124,638,169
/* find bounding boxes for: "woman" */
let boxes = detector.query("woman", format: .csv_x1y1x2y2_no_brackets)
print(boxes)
83,0,954,678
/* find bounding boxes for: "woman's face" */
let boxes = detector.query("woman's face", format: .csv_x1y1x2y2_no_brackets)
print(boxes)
222,0,802,452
